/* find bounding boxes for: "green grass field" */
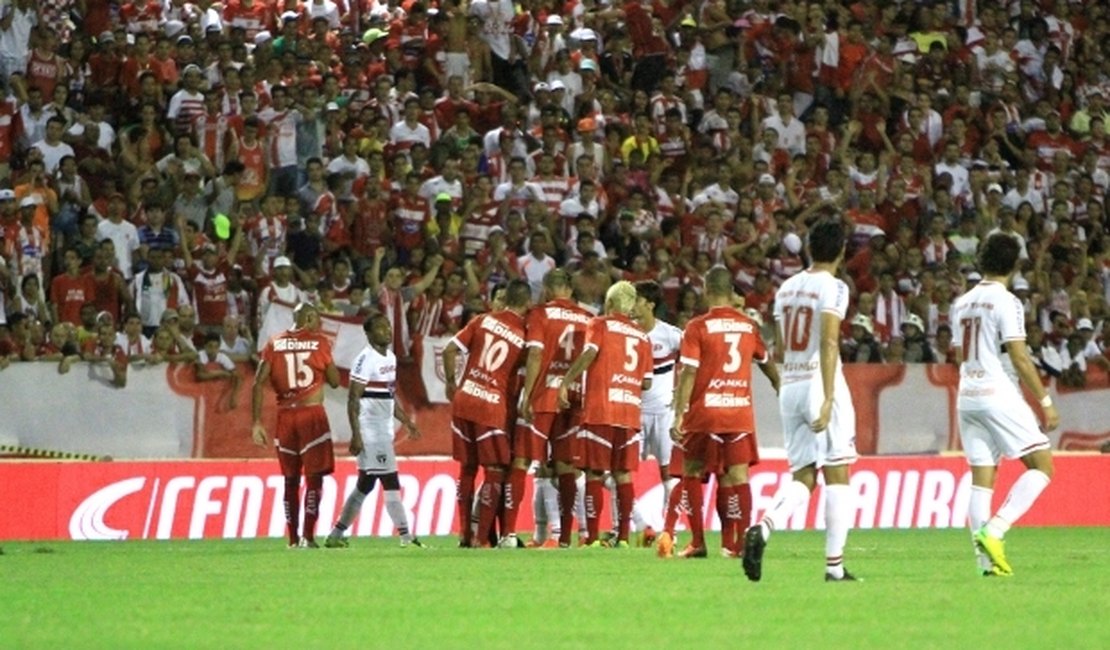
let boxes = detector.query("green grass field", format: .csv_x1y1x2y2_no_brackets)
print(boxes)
3,528,1108,649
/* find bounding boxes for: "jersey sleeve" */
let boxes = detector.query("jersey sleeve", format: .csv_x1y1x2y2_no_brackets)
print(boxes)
999,293,1026,342
349,349,371,384
449,316,478,353
639,336,653,382
950,300,964,351
821,278,850,319
311,334,334,371
750,324,769,364
678,322,702,369
583,317,604,353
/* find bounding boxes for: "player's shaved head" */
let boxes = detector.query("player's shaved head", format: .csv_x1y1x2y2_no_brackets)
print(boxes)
503,279,532,309
979,233,1020,276
294,302,320,327
544,268,572,292
705,267,733,298
605,281,637,315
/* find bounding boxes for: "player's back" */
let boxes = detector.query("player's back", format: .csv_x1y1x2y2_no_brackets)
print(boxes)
581,313,653,430
681,306,768,434
264,327,333,406
641,319,683,414
451,310,528,428
526,298,593,413
774,269,848,386
953,280,1026,408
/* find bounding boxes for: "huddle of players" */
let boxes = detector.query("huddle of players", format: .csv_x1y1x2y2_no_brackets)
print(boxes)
255,219,1057,580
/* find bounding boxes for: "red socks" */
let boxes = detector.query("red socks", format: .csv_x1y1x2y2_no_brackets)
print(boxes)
616,482,634,543
476,468,504,546
557,473,577,546
502,465,527,536
584,478,604,544
302,475,322,543
457,468,477,546
685,476,705,549
663,478,685,535
716,483,734,552
283,476,300,545
737,482,753,533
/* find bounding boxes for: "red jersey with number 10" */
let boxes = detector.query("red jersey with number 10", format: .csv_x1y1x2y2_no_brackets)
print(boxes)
448,310,528,430
678,306,768,434
525,298,593,413
580,314,653,430
261,328,334,407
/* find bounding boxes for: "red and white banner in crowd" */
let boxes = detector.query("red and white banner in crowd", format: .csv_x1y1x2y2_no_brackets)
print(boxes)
1,456,1107,541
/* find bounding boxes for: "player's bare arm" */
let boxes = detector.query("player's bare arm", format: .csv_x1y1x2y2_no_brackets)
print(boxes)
758,359,781,395
251,359,272,447
558,347,597,410
442,344,459,400
1006,339,1060,432
813,312,841,432
324,362,340,389
670,365,696,442
518,346,543,422
394,403,421,440
347,376,366,455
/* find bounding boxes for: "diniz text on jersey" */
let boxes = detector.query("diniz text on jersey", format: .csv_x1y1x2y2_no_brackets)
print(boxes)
273,338,321,352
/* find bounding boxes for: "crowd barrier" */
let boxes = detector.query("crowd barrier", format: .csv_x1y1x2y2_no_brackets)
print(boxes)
1,455,1106,541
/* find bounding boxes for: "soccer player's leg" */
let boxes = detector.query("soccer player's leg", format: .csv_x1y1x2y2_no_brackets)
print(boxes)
718,434,756,557
678,432,709,558
474,424,511,547
611,427,641,547
297,406,335,548
378,470,422,547
578,425,613,546
451,419,479,547
548,413,580,547
327,471,378,547
978,406,1054,575
960,410,1003,574
274,410,303,547
819,391,858,580
657,443,687,557
502,418,546,547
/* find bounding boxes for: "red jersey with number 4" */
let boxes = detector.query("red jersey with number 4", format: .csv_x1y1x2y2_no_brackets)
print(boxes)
525,298,593,414
679,306,767,434
261,328,335,407
580,314,653,430
448,310,528,430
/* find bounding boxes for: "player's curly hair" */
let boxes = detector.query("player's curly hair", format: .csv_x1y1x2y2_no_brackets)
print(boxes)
979,233,1021,276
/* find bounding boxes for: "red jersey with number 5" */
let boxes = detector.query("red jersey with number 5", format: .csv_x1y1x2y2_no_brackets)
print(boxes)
261,328,335,407
773,269,849,385
525,298,593,414
580,314,653,430
679,306,767,434
448,311,527,430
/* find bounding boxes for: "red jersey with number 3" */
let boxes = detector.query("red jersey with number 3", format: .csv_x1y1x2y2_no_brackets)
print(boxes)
525,298,593,414
679,306,767,434
580,314,653,430
448,310,527,430
261,328,334,407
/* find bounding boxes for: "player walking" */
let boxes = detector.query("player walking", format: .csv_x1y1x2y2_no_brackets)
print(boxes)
558,281,653,548
952,233,1058,576
325,313,424,549
668,268,780,559
252,303,340,548
443,279,531,547
517,269,593,547
744,220,858,581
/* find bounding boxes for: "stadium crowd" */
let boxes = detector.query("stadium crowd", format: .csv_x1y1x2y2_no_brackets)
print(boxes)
0,0,1109,382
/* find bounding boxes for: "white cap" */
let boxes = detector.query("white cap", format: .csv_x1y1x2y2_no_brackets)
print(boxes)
19,196,40,208
571,28,597,41
1077,318,1094,331
851,314,874,335
281,11,300,22
1012,276,1030,291
579,58,598,72
254,30,273,45
325,102,340,111
549,79,566,92
164,20,186,39
182,63,203,76
273,256,293,269
533,81,550,93
987,183,1003,193
758,173,776,185
783,232,802,254
545,15,564,26
902,313,925,333
967,271,983,282
0,189,15,200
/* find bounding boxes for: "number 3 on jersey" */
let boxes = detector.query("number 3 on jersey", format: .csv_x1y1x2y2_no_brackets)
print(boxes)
285,351,315,388
781,306,813,352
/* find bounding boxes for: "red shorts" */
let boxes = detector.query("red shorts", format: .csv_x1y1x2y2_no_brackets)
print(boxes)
512,418,546,463
451,417,510,467
274,404,335,476
682,431,759,473
667,441,686,478
515,411,578,464
578,424,640,472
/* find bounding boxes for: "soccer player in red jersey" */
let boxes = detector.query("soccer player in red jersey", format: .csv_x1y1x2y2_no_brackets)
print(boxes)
443,279,531,547
516,269,593,547
666,267,780,558
252,303,340,548
558,281,653,548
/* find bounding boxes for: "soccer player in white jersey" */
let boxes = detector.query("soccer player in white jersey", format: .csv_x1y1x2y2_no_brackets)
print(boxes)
325,313,423,548
630,280,682,544
952,233,1059,577
744,220,859,582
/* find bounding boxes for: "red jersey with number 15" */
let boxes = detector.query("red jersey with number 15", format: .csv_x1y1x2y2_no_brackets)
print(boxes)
525,298,593,413
261,328,335,407
580,314,653,430
448,310,528,430
679,306,768,435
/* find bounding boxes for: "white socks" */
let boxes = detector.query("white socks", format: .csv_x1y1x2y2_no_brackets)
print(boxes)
384,490,412,542
333,489,367,534
662,477,679,520
987,469,1051,539
759,479,810,541
824,484,853,577
968,485,994,571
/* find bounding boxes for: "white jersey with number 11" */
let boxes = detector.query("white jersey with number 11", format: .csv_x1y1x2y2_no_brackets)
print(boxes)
952,280,1026,410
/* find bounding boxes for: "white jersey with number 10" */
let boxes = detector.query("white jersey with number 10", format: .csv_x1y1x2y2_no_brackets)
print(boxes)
951,280,1026,410
773,269,850,386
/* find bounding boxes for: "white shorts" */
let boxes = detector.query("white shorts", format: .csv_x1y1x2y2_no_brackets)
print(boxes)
640,411,675,464
958,402,1050,467
779,380,858,473
356,413,398,474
